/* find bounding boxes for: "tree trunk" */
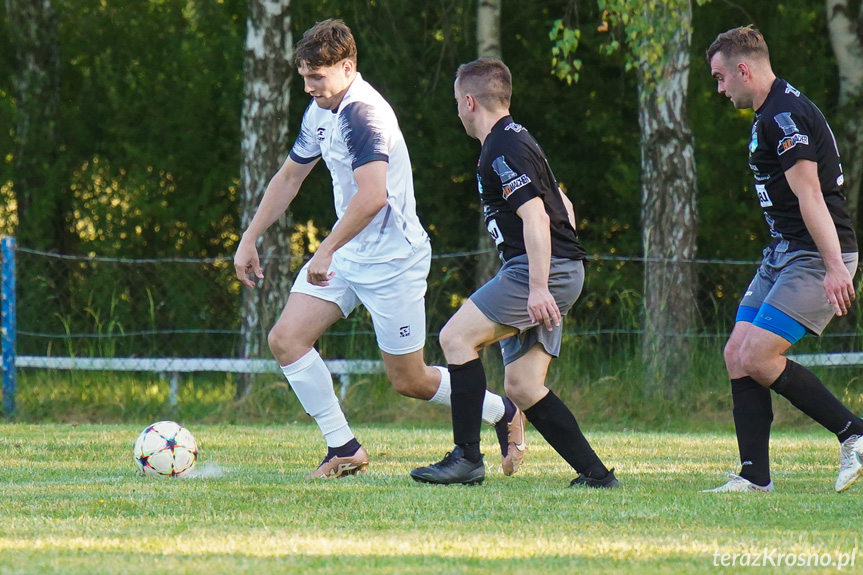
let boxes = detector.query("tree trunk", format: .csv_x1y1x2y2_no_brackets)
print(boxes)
4,0,66,252
238,0,293,398
637,2,699,398
474,0,502,287
825,0,863,225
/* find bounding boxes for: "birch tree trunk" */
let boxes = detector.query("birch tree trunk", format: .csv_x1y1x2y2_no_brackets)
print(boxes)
637,1,699,398
474,0,502,287
4,0,65,251
826,0,863,224
238,0,293,398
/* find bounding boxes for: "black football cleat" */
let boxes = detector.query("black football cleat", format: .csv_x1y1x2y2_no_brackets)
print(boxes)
410,446,485,485
569,467,620,489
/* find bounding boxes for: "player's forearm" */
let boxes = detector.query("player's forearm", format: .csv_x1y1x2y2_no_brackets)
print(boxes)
799,195,846,271
522,210,553,290
786,159,846,271
316,186,387,257
241,166,305,242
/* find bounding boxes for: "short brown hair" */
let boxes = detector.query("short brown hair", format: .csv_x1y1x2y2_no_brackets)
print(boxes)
294,19,357,69
707,26,770,64
455,58,512,110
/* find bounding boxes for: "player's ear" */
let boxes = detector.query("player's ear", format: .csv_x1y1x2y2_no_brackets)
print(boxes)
342,58,355,76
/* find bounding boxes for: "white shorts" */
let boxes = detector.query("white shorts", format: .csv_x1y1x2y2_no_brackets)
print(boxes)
291,239,431,355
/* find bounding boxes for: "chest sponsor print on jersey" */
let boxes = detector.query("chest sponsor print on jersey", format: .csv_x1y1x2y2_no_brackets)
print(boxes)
777,133,809,156
749,121,759,155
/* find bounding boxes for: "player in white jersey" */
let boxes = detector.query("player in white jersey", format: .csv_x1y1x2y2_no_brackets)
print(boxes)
234,19,525,478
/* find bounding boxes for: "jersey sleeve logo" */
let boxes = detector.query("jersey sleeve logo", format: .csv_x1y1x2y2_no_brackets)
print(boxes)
773,112,799,136
502,175,532,199
492,156,518,181
777,133,809,155
492,155,532,199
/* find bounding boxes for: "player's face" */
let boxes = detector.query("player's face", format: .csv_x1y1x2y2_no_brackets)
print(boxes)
299,60,354,111
710,53,752,110
454,81,476,138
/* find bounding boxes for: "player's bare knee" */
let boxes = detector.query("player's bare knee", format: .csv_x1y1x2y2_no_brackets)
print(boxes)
388,365,435,399
738,345,769,378
386,367,412,395
439,324,466,360
267,326,306,365
503,384,529,410
723,340,742,372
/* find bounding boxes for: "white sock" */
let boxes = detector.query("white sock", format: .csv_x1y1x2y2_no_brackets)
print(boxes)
281,349,355,448
428,365,506,425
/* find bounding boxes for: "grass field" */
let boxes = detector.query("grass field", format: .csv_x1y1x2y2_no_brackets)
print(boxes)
0,423,860,574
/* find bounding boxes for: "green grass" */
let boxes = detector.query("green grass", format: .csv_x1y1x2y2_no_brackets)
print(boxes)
0,424,860,574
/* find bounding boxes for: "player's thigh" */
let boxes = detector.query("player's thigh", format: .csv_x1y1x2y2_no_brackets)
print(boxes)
343,244,431,355
440,299,516,363
764,251,858,335
471,256,583,333
274,258,359,346
272,292,344,347
738,323,793,366
289,256,361,320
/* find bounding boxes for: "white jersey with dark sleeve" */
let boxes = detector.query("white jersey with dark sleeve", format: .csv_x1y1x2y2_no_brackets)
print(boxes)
477,116,585,262
748,78,856,253
288,73,427,263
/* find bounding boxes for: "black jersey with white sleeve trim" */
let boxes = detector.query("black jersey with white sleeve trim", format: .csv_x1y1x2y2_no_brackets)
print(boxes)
477,116,585,262
748,78,856,253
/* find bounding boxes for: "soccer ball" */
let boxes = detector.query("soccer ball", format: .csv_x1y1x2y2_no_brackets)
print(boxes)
134,421,198,477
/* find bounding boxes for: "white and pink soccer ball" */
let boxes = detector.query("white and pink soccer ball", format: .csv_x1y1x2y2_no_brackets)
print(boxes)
133,421,198,477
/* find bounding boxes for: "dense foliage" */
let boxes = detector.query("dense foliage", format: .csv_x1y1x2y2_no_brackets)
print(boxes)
0,0,853,359
4,0,843,260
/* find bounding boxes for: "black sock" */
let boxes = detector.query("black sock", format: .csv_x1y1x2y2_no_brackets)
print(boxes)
771,360,863,443
450,358,486,463
731,376,773,486
328,437,361,459
498,396,517,427
524,390,608,478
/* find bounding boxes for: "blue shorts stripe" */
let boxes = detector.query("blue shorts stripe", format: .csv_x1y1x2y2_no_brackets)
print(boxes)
735,306,758,324
752,303,808,344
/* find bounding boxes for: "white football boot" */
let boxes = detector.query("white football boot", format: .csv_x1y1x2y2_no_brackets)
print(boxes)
835,435,863,493
701,473,774,493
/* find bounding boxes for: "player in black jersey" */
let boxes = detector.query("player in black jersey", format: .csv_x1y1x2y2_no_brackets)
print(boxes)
705,26,863,493
410,58,618,488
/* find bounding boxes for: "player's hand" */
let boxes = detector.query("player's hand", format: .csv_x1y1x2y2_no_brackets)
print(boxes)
823,265,855,316
306,250,336,286
233,239,264,288
528,287,561,331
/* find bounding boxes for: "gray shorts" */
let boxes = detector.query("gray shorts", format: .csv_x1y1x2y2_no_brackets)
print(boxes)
740,243,858,335
470,255,584,365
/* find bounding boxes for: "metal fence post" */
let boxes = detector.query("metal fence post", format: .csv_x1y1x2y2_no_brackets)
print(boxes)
2,236,16,417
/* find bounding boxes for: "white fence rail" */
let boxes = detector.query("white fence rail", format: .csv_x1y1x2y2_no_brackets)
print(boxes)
15,356,385,405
